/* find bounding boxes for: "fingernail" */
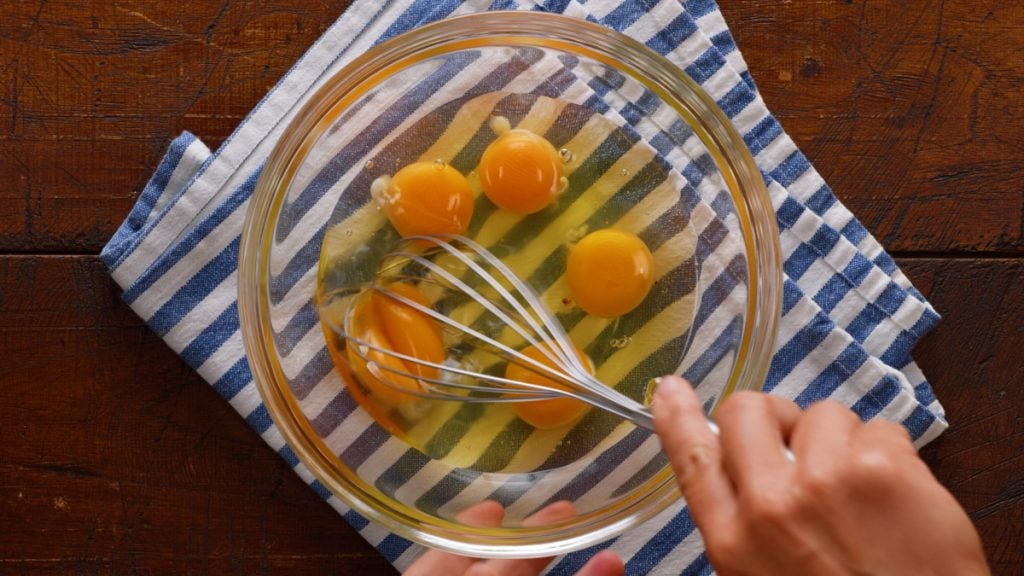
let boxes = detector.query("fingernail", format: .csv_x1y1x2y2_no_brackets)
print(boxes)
654,375,681,399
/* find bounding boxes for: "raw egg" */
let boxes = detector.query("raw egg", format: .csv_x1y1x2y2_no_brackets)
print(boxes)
505,343,592,429
478,128,564,214
345,283,445,408
566,229,654,318
375,160,474,238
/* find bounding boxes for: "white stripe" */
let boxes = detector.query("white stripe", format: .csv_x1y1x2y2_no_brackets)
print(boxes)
125,199,248,320
149,138,212,226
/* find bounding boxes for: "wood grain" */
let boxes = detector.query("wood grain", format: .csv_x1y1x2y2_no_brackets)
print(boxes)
0,1,1021,574
0,1,349,252
0,256,396,574
903,259,1024,572
719,0,1024,254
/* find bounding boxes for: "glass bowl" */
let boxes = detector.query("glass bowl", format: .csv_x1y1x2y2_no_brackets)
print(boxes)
239,11,780,559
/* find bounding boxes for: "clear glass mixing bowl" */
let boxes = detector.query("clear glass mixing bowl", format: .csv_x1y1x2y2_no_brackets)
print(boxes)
239,11,780,558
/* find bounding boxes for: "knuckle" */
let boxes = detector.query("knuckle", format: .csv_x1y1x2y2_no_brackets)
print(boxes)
718,391,769,421
849,449,901,487
670,441,718,493
806,399,857,423
741,490,799,529
703,529,744,572
799,463,844,498
863,418,912,444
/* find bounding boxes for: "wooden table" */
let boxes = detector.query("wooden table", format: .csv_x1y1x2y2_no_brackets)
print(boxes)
1,1,1021,573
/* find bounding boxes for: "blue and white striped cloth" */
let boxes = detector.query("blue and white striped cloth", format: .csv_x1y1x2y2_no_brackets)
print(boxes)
101,0,945,573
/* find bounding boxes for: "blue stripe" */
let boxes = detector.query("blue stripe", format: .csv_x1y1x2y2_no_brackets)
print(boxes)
781,278,805,315
122,168,258,304
764,309,834,392
376,0,463,43
775,195,805,228
744,116,783,156
685,46,727,85
646,11,700,56
539,0,573,12
793,342,870,407
807,224,842,258
245,403,273,434
769,150,812,188
683,315,741,385
310,479,333,500
843,251,875,286
146,237,240,337
548,540,619,575
902,405,937,441
310,388,359,438
376,449,431,496
178,304,239,370
681,552,714,575
279,444,300,468
102,132,204,269
289,346,333,401
210,358,252,401
841,218,869,245
598,0,647,31
873,250,899,275
880,311,937,368
850,376,901,420
540,428,653,505
717,80,756,118
813,273,854,314
683,0,718,18
709,29,737,56
276,301,320,357
345,510,370,531
784,244,819,283
376,534,414,563
624,509,699,573
340,423,391,469
806,184,836,214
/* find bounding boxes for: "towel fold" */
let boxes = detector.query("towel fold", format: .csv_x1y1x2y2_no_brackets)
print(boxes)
101,1,944,573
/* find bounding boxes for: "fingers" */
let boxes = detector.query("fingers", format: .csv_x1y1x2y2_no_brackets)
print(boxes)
790,400,860,472
652,376,736,530
577,550,625,576
465,501,577,576
404,501,506,576
716,391,801,489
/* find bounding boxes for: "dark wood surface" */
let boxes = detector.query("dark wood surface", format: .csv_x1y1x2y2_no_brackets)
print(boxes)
1,1,1020,574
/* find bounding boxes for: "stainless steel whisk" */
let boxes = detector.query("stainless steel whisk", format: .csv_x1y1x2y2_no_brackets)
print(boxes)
320,233,658,430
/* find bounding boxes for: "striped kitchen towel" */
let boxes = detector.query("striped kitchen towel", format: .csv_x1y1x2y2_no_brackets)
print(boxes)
101,0,944,573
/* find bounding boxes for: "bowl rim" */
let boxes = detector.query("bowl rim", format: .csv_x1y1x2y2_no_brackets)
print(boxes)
239,10,781,558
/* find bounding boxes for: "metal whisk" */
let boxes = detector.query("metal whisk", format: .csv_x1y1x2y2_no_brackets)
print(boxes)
319,233,658,430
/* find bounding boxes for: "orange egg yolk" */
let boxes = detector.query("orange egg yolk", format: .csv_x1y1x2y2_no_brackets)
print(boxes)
381,161,474,238
345,283,445,408
566,229,655,318
478,129,563,215
505,343,592,429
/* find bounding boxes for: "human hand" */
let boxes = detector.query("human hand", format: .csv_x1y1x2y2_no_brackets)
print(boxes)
403,500,623,576
651,375,990,575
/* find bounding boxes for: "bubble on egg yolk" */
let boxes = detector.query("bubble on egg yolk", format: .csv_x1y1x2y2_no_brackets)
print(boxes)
505,343,592,429
344,283,445,408
566,229,654,318
478,128,564,215
378,161,474,238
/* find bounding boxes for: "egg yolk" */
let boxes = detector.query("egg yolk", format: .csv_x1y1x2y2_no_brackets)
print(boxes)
345,283,445,408
478,129,563,214
379,161,474,238
566,229,654,318
505,343,592,429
